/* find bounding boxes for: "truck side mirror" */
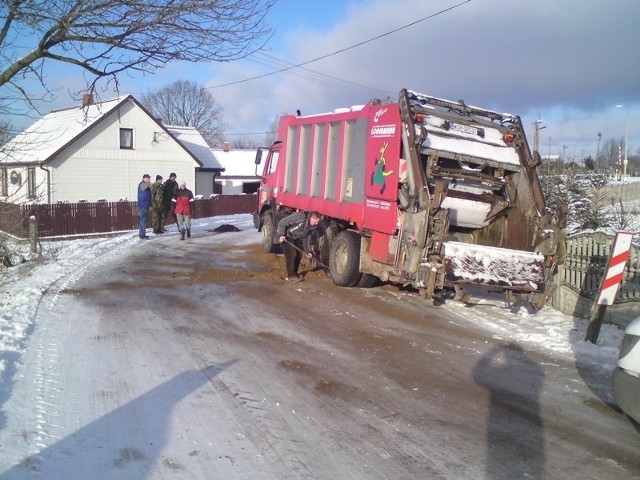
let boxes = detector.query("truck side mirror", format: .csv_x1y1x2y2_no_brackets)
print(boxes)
255,148,266,180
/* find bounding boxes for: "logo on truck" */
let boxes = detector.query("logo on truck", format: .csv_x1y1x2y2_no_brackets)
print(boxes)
373,107,388,123
370,124,396,137
370,141,394,194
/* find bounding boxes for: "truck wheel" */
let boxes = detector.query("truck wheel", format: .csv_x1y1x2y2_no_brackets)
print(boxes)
329,230,362,287
317,226,334,270
261,212,279,254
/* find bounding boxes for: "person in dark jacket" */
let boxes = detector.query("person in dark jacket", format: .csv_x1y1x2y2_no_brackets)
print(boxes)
137,174,152,239
163,173,179,228
277,211,321,282
172,181,195,240
151,174,164,234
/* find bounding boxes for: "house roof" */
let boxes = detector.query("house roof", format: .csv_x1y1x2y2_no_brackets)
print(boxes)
165,125,223,171
211,149,260,177
0,96,206,167
0,97,129,165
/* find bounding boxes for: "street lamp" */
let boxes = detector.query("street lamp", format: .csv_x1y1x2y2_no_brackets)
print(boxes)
616,104,629,181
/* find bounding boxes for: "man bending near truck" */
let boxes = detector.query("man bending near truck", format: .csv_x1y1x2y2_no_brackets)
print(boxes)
277,211,322,282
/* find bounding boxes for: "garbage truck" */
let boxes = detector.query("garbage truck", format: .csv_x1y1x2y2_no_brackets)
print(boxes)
253,88,565,308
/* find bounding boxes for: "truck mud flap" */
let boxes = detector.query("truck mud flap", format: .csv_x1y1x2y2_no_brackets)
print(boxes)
442,241,545,292
252,211,261,229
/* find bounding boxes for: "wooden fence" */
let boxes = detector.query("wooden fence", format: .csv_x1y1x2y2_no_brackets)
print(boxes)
0,194,257,239
551,231,640,327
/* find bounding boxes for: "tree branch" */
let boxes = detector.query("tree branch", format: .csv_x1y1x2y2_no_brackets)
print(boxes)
0,0,275,109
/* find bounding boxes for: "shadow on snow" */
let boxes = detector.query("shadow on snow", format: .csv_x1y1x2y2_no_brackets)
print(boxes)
0,361,236,479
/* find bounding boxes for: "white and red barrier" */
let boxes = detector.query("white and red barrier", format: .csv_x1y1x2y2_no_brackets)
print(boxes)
595,231,634,306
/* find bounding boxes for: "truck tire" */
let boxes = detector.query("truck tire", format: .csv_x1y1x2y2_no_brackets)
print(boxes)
261,211,279,254
317,225,334,269
329,230,362,287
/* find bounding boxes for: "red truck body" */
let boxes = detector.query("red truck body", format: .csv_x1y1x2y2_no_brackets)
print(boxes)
260,102,401,235
254,89,564,307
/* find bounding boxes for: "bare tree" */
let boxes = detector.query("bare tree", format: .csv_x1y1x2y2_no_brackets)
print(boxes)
142,80,225,146
0,0,275,114
230,137,259,149
263,115,280,147
0,121,11,144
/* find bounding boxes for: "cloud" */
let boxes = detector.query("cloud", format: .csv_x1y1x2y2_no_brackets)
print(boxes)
288,0,639,110
205,0,639,155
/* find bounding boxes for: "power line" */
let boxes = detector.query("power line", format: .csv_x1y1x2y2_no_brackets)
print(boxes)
248,52,392,98
208,0,471,89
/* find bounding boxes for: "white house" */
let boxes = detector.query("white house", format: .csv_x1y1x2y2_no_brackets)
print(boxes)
0,95,205,204
211,144,261,194
165,125,224,198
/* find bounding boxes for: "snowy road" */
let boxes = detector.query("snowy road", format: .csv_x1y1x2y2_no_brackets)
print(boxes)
1,218,639,479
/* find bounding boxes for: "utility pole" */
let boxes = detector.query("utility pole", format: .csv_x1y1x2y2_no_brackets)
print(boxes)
547,136,551,177
596,132,601,174
624,110,629,181
533,120,548,198
532,119,546,156
618,145,622,181
617,105,629,182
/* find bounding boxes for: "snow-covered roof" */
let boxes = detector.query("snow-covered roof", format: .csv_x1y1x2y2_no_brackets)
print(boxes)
0,97,128,165
211,149,260,177
167,126,223,170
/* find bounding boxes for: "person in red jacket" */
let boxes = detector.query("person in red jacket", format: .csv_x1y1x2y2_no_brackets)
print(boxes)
171,182,195,240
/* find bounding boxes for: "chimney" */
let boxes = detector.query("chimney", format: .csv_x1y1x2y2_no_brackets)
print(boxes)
82,93,94,107
223,141,230,152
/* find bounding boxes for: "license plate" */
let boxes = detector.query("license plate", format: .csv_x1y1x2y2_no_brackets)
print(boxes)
444,120,485,138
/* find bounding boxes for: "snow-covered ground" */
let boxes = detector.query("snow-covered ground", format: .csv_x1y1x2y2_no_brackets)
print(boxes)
0,215,251,384
0,213,632,477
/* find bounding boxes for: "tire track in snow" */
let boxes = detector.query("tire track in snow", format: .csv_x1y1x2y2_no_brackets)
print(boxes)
12,235,135,472
210,376,315,478
187,339,315,478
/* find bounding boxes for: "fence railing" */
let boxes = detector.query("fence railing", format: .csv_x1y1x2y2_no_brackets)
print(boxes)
551,231,640,327
0,194,257,239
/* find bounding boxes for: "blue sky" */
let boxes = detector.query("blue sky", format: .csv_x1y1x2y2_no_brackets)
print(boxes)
10,0,640,160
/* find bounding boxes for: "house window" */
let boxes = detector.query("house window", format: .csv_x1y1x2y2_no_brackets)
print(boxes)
27,167,36,199
0,168,7,196
120,128,134,149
